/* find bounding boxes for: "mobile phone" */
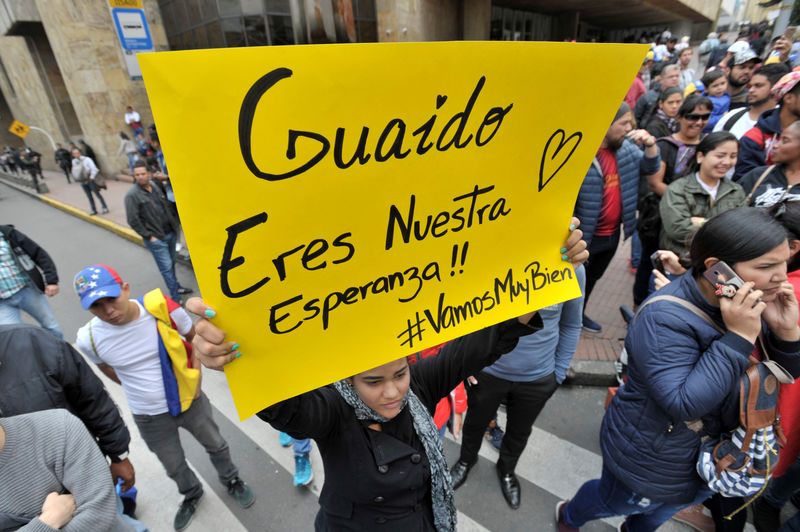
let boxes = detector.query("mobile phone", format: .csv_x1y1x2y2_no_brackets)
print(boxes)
650,251,665,275
785,26,797,42
703,261,745,298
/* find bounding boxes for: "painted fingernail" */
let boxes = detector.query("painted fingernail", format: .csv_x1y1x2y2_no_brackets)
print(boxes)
560,247,567,253
567,258,573,263
204,309,216,318
561,254,568,261
235,352,242,359
569,224,576,230
232,343,240,351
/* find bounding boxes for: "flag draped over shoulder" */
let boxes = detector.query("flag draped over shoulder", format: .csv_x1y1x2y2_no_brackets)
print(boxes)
140,288,200,415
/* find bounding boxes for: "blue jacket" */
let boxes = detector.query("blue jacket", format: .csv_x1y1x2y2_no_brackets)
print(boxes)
601,272,800,504
703,93,730,133
573,141,660,248
735,107,782,180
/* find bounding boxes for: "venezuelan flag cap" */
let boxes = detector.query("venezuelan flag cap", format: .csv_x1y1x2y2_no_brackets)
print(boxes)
74,264,123,309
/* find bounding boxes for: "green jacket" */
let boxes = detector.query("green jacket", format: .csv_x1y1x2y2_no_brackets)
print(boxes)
659,174,746,255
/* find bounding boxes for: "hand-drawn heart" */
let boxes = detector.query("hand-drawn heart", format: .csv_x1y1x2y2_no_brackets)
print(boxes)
436,94,447,108
539,129,582,192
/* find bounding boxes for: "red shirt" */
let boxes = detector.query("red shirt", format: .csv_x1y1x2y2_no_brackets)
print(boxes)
594,148,622,237
624,75,647,109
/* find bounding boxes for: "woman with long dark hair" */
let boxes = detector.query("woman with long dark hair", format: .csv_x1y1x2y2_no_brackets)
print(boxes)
659,131,746,255
557,207,800,531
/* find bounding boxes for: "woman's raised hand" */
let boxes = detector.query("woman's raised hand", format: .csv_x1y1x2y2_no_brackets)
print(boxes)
185,297,240,370
562,217,588,269
762,281,800,342
720,282,766,344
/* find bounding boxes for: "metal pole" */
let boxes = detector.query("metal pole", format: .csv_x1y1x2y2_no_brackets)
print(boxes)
27,126,57,151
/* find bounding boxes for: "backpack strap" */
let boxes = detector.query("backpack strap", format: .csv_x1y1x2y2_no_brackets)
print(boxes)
635,294,725,334
745,165,776,204
88,320,99,358
722,108,749,132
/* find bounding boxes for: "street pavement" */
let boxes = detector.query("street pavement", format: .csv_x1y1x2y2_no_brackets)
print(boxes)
1,175,741,531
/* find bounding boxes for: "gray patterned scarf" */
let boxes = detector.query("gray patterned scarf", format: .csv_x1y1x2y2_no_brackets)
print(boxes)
333,379,456,531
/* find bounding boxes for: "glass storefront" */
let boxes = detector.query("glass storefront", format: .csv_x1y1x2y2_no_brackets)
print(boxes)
159,0,377,50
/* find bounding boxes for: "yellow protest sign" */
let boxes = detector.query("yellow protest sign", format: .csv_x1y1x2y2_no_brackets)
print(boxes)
139,42,646,419
8,120,29,138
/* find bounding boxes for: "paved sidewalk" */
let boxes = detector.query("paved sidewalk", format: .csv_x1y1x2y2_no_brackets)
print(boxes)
1,167,630,377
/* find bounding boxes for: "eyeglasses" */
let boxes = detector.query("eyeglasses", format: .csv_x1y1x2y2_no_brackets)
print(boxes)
684,113,711,121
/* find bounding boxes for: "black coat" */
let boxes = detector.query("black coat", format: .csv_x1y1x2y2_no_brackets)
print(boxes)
0,323,131,460
259,316,541,531
0,224,58,292
124,181,178,241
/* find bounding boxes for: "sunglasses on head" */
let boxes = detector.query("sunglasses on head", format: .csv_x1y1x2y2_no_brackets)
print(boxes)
684,113,711,121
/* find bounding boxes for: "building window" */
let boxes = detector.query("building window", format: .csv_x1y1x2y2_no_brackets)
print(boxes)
353,0,377,43
491,6,551,41
160,0,376,50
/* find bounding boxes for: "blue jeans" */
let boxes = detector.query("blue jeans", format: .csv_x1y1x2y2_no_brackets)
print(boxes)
563,464,712,532
292,437,311,456
0,286,63,339
126,152,138,174
132,393,238,499
631,231,642,266
80,180,107,213
144,232,180,301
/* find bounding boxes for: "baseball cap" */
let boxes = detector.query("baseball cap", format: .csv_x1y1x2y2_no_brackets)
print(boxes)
771,71,800,100
733,47,758,65
74,264,123,309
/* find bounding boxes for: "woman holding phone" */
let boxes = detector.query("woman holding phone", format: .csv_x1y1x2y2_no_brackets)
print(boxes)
189,221,588,531
556,207,800,532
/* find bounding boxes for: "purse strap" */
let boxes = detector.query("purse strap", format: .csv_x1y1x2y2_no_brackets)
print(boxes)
635,294,725,334
745,165,776,204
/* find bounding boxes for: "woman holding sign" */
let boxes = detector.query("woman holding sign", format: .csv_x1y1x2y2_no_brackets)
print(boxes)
186,220,587,531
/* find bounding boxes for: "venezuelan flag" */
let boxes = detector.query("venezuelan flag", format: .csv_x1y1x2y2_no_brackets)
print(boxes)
140,289,200,416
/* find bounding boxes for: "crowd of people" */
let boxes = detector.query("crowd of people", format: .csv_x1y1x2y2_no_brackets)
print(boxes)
5,24,800,532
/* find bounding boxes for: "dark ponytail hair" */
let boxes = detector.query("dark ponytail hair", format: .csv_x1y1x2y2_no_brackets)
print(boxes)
681,131,738,177
769,200,800,241
659,86,683,104
689,207,788,278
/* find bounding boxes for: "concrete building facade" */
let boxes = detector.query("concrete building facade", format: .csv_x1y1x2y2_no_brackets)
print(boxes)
0,0,719,175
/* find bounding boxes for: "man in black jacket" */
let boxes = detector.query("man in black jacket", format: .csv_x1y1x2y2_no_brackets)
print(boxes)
54,143,72,183
0,225,63,338
0,323,135,492
125,160,192,302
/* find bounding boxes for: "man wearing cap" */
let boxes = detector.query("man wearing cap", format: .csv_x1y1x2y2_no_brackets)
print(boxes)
736,71,800,179
73,264,255,531
0,224,63,338
125,160,192,303
726,44,760,110
573,103,660,333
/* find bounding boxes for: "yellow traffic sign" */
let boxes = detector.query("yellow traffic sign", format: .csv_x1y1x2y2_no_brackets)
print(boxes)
8,120,29,138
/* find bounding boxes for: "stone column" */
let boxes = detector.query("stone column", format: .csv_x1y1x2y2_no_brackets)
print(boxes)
463,0,490,41
0,36,63,169
34,0,169,175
